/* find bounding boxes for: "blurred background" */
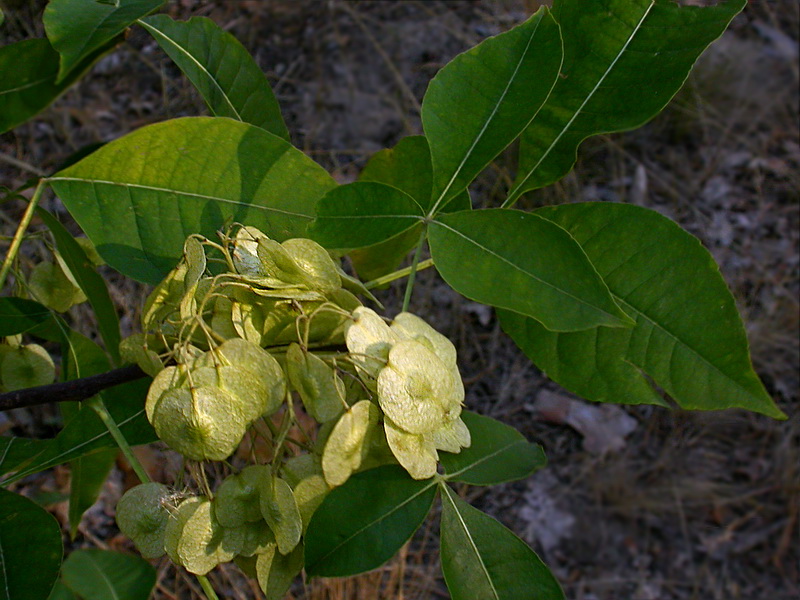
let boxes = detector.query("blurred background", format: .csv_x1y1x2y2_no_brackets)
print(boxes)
1,1,797,598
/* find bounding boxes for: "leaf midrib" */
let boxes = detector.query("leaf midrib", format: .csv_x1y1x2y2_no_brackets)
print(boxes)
138,18,242,120
442,485,499,600
506,0,656,202
431,218,624,326
47,177,313,220
309,479,436,573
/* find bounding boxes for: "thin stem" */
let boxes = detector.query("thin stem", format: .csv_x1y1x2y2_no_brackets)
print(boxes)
364,258,434,290
86,395,150,483
196,575,220,600
402,230,428,313
0,179,45,290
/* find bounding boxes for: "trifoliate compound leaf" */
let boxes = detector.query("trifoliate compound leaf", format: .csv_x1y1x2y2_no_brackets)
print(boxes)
429,417,471,454
238,519,276,557
345,307,396,380
115,482,171,559
259,473,302,555
152,386,249,461
214,465,269,528
145,365,186,421
282,238,341,293
177,497,241,575
377,340,461,435
391,312,457,367
0,344,55,391
256,543,304,600
286,344,345,423
28,261,85,312
322,400,379,487
119,334,163,378
384,417,438,480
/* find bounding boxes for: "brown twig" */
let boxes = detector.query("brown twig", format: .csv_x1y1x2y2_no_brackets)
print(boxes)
0,364,147,412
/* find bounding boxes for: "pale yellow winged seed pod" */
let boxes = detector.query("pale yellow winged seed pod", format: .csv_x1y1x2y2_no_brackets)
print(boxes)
28,260,85,313
173,497,242,575
231,226,269,278
390,312,457,368
429,415,471,453
285,343,345,423
213,465,270,528
115,482,172,559
258,470,302,555
0,344,55,391
376,340,462,435
256,543,304,600
164,497,204,565
282,238,341,293
238,519,276,557
145,365,187,422
151,386,250,461
322,400,380,487
344,307,396,381
119,334,163,378
384,417,438,480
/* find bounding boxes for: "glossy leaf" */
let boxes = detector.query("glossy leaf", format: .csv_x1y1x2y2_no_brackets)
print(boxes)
0,488,63,600
440,411,546,486
422,7,562,210
440,485,564,600
139,14,289,139
61,548,156,600
0,297,51,336
46,581,79,600
309,181,424,251
0,38,113,134
43,0,164,81
500,202,784,419
2,378,154,484
49,117,337,284
428,209,633,331
304,465,437,577
508,0,746,202
37,207,121,364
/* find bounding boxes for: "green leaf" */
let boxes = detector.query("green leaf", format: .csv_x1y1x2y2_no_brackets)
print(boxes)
49,116,337,284
440,485,564,600
61,548,156,600
304,465,437,577
309,181,425,251
44,0,164,82
500,202,784,419
37,207,121,364
139,14,289,140
67,448,117,539
0,297,52,336
440,411,546,486
351,136,469,281
2,378,155,483
0,488,63,600
422,7,562,212
0,38,112,134
47,581,79,600
428,209,633,331
508,0,745,202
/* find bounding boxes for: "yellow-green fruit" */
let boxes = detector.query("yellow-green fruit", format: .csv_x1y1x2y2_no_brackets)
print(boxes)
282,238,341,293
238,519,276,557
0,344,55,391
166,497,241,575
322,400,379,487
286,343,345,423
344,307,396,381
145,365,187,422
28,261,85,312
256,543,304,600
152,386,249,461
115,482,171,559
384,417,438,480
214,465,270,528
259,472,302,555
376,340,462,435
119,334,163,378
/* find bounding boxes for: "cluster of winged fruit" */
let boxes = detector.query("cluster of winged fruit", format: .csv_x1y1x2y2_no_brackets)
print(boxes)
117,226,470,593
